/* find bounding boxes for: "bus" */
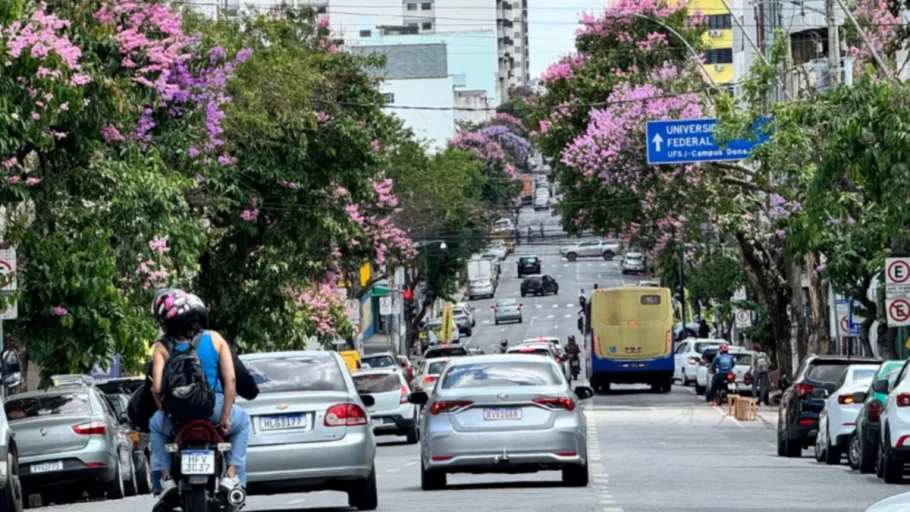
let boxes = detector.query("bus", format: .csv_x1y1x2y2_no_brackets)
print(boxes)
586,286,674,393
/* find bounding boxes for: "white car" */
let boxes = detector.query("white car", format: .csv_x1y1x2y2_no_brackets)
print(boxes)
673,338,725,386
621,252,647,274
486,243,508,261
815,364,879,465
876,359,910,483
694,346,749,396
534,196,549,211
491,218,514,232
559,240,620,261
353,368,419,444
864,491,910,511
454,303,476,327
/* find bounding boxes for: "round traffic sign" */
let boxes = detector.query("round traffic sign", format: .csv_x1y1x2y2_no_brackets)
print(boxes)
735,309,750,323
888,259,910,284
889,299,910,324
0,259,13,290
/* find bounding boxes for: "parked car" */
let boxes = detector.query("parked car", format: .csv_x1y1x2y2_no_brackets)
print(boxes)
0,349,23,512
6,380,132,505
361,353,398,370
453,309,473,337
103,393,153,495
520,275,559,297
485,243,508,261
815,363,879,465
491,218,514,233
467,279,495,301
673,338,725,386
492,298,523,325
693,346,748,396
849,361,904,473
516,256,541,277
875,358,910,483
559,240,619,261
453,303,476,327
353,368,418,444
408,355,594,490
534,196,549,211
620,252,647,274
776,355,878,458
239,351,378,510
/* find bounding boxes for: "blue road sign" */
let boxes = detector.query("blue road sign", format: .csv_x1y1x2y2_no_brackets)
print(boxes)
645,118,770,165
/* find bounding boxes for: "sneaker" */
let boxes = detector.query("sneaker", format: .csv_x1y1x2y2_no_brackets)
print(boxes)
160,478,177,493
220,476,241,491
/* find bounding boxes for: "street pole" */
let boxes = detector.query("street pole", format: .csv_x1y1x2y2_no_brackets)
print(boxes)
390,287,401,356
826,0,841,86
678,244,687,325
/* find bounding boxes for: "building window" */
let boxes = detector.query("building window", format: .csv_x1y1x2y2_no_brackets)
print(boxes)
316,5,327,14
705,48,733,64
383,93,395,103
359,30,372,37
707,14,732,30
422,22,432,30
407,3,417,10
421,2,432,9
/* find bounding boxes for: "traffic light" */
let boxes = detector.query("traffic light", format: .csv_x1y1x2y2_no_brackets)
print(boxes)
403,289,414,301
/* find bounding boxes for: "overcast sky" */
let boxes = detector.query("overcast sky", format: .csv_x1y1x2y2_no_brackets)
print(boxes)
528,0,606,80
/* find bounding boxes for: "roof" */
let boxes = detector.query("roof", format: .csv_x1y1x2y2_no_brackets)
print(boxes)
240,351,334,361
362,352,395,358
448,353,554,365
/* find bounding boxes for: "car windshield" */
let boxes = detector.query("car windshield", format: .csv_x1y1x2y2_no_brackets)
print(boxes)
694,342,723,354
427,360,451,374
353,373,401,394
470,280,490,286
806,362,851,383
245,356,347,393
494,220,511,228
441,362,561,389
520,257,538,264
732,354,752,366
5,393,92,420
497,299,518,307
361,355,397,368
852,368,877,382
424,346,468,358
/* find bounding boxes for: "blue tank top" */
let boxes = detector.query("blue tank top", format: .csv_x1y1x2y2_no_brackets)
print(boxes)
175,331,222,393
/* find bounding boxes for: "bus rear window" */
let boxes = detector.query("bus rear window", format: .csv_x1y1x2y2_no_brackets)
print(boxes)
641,295,661,305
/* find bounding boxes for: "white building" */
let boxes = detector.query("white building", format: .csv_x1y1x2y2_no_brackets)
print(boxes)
193,0,529,104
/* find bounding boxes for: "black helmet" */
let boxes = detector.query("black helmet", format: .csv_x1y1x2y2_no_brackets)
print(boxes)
152,288,208,333
568,335,576,343
500,339,508,346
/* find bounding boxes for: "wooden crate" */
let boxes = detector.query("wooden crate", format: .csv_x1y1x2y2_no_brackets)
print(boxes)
734,397,758,421
727,394,740,415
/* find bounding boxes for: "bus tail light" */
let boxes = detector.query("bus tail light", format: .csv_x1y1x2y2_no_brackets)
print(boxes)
665,330,672,353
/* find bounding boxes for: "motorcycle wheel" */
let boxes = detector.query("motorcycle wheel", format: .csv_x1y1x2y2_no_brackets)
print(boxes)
183,486,209,512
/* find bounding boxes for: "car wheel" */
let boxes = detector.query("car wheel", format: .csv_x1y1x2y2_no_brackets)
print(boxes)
776,430,786,457
814,436,826,463
603,251,614,261
566,253,577,262
881,430,903,483
562,462,588,487
824,427,842,465
521,292,526,297
554,286,559,295
518,315,523,323
681,370,690,386
495,320,499,325
848,433,861,471
0,452,23,512
859,429,877,473
124,455,138,497
106,457,125,499
420,460,446,490
695,383,705,395
348,465,378,510
406,422,419,445
135,453,153,495
783,427,802,458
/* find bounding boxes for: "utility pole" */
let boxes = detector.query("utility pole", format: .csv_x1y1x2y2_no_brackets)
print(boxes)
826,0,842,85
678,244,687,325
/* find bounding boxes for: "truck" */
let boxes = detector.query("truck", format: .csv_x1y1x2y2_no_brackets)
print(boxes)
466,258,496,285
0,349,24,512
519,175,533,205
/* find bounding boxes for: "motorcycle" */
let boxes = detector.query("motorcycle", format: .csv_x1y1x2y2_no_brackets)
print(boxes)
153,420,246,512
569,357,581,381
715,373,737,406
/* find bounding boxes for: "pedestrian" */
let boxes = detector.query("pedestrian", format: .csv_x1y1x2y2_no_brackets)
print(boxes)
752,342,771,405
593,284,598,291
698,318,710,338
527,226,532,243
539,222,544,238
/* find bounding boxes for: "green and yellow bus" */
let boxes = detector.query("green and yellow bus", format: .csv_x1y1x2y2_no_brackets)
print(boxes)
586,286,674,393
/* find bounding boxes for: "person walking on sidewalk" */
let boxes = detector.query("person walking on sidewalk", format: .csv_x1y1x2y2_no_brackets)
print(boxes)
539,222,544,239
752,342,771,405
527,226,532,243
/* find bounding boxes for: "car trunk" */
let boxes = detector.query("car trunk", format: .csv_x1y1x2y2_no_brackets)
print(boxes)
443,387,565,433
11,414,94,457
241,390,353,446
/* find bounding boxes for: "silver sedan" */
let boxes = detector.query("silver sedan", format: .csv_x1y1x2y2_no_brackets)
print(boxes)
409,355,594,490
492,298,523,324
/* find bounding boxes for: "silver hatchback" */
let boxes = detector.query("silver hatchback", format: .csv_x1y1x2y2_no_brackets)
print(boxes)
493,298,523,325
6,385,129,502
238,351,378,510
409,355,594,490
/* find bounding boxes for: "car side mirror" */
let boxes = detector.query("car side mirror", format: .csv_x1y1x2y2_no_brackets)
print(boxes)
119,412,128,424
1,349,22,389
852,391,867,403
359,393,375,407
872,379,890,394
408,391,429,405
574,386,595,400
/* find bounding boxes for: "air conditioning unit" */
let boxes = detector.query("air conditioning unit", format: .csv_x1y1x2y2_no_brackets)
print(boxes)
709,30,722,38
714,63,724,71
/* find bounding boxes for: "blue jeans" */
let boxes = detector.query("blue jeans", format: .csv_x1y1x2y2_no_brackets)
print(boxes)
150,393,250,487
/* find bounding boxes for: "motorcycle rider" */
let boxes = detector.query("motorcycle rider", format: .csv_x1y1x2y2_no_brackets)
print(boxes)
499,339,509,353
565,335,581,379
706,344,735,405
149,289,251,497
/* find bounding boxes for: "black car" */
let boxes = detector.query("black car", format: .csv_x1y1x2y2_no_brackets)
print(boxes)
521,275,559,296
517,256,541,277
777,355,879,458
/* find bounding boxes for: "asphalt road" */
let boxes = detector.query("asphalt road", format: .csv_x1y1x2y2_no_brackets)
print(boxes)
27,206,909,512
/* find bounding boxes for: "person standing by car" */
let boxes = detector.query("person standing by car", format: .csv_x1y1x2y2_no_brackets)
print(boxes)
698,318,710,338
751,342,771,405
706,344,735,405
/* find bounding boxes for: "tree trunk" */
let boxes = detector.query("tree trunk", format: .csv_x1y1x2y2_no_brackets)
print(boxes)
787,261,808,363
804,252,831,356
878,324,898,360
736,233,795,377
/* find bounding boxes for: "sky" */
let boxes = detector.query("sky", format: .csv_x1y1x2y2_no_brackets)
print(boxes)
528,0,607,80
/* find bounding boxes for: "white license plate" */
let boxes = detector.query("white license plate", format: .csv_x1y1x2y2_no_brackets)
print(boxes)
181,450,215,475
370,418,383,427
483,408,522,421
31,461,62,474
259,413,307,431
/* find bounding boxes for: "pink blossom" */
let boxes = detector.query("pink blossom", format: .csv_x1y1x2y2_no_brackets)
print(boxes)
30,112,40,120
318,16,330,28
101,123,124,142
25,177,40,186
59,102,68,111
7,176,20,184
328,44,338,54
371,139,380,151
52,306,68,316
539,120,552,133
316,111,330,124
241,199,260,221
2,158,17,170
148,235,169,254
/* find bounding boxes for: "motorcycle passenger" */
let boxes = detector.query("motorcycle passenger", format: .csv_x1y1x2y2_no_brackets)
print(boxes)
499,339,509,353
149,289,251,496
706,344,735,405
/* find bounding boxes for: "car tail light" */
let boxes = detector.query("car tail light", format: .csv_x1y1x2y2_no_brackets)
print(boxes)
838,394,856,405
533,397,576,411
897,394,910,407
400,385,409,404
72,421,106,436
129,432,141,450
324,403,368,426
429,400,473,415
687,356,698,366
423,375,438,384
795,383,816,397
726,373,736,382
869,399,884,422
744,372,753,386
518,347,536,353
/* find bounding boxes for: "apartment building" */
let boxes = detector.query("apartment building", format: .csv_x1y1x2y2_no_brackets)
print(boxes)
688,0,735,87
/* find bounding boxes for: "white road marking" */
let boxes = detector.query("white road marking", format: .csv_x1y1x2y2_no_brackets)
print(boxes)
564,314,572,318
405,461,417,466
584,408,624,512
536,304,543,308
552,304,559,308
386,468,399,473
566,303,574,307
547,315,554,319
713,404,744,428
482,320,491,324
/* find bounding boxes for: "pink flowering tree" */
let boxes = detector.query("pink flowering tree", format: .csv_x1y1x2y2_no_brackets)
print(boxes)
449,131,522,207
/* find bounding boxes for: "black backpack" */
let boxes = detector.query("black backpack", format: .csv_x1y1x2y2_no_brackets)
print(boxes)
160,333,216,425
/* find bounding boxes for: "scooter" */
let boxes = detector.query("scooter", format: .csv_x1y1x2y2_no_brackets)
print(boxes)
569,357,581,382
715,373,737,406
153,420,245,512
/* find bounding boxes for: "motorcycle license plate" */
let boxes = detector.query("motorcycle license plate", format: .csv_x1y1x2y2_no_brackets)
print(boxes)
181,450,215,475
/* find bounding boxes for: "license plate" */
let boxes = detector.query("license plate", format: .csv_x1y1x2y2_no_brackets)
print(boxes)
259,413,307,431
483,408,522,421
181,450,215,475
370,418,383,426
31,461,62,474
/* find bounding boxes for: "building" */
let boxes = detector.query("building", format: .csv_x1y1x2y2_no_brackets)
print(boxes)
687,0,735,87
191,0,529,104
351,43,456,152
